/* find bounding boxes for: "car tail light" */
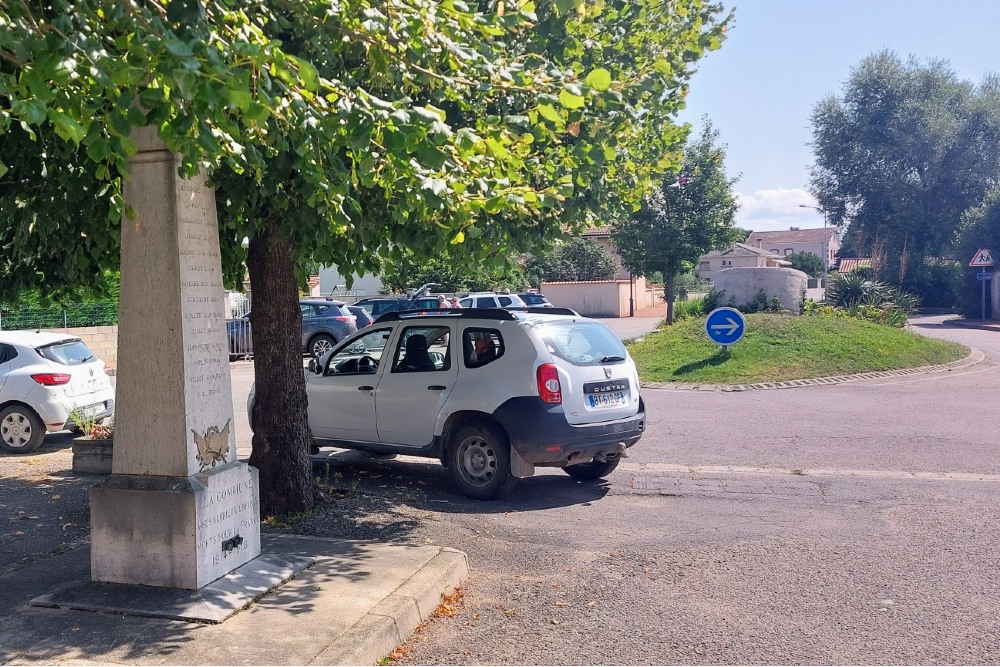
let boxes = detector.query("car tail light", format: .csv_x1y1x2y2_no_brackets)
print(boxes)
31,373,72,386
333,315,355,322
536,364,562,404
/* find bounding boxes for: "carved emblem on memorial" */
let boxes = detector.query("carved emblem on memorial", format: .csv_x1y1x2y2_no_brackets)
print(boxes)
192,418,232,471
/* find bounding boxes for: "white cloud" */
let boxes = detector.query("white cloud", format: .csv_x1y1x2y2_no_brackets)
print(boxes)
734,188,826,232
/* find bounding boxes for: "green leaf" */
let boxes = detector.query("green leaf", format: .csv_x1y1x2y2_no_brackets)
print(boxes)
559,89,585,110
48,110,86,144
450,230,465,245
585,68,613,92
537,104,562,124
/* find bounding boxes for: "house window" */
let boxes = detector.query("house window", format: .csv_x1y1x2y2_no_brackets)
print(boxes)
784,248,793,255
698,261,709,270
722,260,732,266
770,249,779,254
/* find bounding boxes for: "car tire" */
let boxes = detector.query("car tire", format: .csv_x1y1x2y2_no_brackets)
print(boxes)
0,405,45,454
309,334,337,359
562,458,620,480
447,423,518,500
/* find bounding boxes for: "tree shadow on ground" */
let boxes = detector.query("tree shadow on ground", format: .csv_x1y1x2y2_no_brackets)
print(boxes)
672,351,730,376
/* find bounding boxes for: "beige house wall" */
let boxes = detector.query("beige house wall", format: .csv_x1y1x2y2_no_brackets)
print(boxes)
697,255,768,281
745,237,840,270
542,277,659,317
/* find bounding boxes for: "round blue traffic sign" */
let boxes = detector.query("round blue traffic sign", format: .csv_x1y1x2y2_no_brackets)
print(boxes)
705,307,746,346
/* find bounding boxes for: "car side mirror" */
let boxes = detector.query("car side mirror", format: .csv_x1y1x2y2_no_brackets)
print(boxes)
308,358,318,374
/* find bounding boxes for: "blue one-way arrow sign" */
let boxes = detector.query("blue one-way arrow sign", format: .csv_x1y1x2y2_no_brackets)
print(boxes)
705,307,746,347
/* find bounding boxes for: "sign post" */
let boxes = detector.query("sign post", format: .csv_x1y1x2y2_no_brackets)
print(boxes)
970,248,994,321
705,307,746,353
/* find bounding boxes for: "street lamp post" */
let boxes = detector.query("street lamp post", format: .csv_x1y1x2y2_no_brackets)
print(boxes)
799,204,829,286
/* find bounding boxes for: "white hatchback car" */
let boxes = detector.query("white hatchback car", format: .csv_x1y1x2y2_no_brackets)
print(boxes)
458,292,527,309
249,308,645,499
0,331,115,454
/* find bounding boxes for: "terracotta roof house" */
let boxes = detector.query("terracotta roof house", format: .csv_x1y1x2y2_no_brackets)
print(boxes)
744,227,839,271
697,243,791,282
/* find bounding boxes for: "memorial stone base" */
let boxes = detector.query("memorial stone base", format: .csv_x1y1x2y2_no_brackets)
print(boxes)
91,461,261,590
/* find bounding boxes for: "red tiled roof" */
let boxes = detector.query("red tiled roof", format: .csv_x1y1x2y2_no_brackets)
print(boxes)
582,226,612,238
745,228,835,244
836,258,872,273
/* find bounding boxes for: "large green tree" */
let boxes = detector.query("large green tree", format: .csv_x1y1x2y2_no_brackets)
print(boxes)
525,237,617,284
810,51,1000,286
611,121,738,324
0,0,730,514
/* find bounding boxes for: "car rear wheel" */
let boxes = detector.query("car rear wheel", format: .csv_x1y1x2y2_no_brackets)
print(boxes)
562,458,620,480
447,423,518,500
0,405,45,454
310,334,336,359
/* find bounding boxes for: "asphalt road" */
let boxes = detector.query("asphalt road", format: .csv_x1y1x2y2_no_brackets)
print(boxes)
4,315,1000,664
271,315,1000,665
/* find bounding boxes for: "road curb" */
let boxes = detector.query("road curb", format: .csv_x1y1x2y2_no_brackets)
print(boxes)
308,547,469,666
641,346,986,393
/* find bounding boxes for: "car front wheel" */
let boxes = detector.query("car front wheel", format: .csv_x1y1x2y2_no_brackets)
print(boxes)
447,423,518,500
0,405,45,454
562,458,620,480
309,334,336,359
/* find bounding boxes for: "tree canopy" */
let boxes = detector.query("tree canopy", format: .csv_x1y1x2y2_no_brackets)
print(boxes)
525,236,617,284
0,0,732,514
612,120,738,323
809,51,1000,285
785,251,824,278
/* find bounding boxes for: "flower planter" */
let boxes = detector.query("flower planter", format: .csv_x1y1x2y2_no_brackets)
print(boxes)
72,437,114,474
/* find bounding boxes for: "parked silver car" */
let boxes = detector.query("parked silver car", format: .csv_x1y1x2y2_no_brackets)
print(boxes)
228,299,358,359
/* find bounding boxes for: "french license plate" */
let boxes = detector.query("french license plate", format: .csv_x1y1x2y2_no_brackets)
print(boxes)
588,391,627,409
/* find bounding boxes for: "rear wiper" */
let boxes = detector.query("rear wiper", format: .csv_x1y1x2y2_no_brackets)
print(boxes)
599,355,625,363
81,355,95,363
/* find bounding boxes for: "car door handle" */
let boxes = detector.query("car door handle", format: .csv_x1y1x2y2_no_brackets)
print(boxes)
358,386,374,391
427,385,447,391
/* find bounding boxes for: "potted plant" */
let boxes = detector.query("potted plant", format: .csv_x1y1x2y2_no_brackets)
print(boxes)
70,410,114,474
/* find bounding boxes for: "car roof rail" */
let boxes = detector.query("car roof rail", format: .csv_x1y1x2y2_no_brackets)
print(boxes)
373,308,519,323
505,307,580,316
372,306,580,323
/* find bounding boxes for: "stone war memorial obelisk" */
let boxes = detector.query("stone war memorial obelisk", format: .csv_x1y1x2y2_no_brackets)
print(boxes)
89,126,261,589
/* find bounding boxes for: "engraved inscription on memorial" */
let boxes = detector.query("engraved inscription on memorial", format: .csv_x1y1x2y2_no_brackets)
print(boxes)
197,473,260,572
176,175,234,472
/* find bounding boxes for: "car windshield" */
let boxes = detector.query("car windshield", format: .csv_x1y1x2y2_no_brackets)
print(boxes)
538,321,627,366
37,340,96,366
522,294,547,305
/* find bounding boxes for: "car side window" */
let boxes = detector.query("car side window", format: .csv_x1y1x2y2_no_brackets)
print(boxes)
498,296,513,307
392,326,451,373
301,304,318,317
478,297,498,308
463,328,504,369
460,298,472,308
0,344,16,364
323,328,392,376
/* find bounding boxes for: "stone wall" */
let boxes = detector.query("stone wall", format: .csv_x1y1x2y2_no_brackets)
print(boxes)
42,325,118,370
712,267,809,313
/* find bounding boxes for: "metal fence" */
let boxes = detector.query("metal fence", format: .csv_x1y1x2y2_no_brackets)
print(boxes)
0,301,119,331
226,292,252,359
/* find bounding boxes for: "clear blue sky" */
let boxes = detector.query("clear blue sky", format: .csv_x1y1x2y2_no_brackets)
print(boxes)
677,0,1000,233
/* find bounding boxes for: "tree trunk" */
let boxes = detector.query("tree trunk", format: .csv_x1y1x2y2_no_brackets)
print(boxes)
246,223,315,516
665,272,676,325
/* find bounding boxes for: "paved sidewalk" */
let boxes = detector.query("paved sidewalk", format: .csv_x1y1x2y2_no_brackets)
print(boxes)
0,534,467,666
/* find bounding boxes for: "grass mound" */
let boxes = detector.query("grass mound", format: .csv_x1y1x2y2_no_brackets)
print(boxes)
628,313,967,384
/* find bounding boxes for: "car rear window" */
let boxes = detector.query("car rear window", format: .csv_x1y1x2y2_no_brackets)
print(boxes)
522,294,547,305
539,321,627,367
37,340,96,366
